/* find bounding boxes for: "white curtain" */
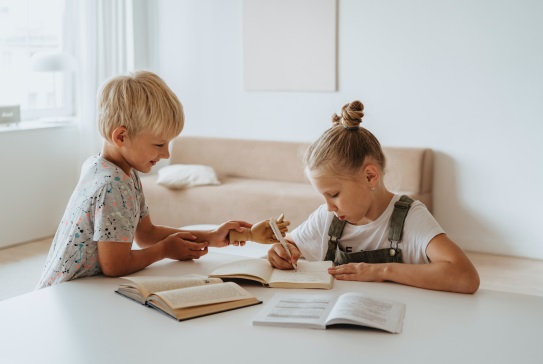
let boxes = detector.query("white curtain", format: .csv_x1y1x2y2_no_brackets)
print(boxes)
63,0,136,167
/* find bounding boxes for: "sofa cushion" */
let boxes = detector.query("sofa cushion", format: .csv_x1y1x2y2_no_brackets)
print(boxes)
157,164,220,189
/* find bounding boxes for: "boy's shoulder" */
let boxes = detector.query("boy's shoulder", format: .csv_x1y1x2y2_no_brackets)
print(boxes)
80,155,136,189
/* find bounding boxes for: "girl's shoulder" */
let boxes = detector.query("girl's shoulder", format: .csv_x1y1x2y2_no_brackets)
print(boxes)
392,194,430,215
406,198,434,219
387,194,438,228
293,204,333,235
404,198,444,235
314,203,335,224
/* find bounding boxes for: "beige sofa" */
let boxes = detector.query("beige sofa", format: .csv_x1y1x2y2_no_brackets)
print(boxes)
141,136,434,229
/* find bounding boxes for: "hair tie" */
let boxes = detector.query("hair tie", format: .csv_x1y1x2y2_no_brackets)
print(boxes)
342,125,359,131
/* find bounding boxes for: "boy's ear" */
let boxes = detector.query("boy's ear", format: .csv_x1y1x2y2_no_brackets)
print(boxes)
111,126,128,147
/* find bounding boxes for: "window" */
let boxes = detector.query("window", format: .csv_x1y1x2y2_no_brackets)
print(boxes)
0,0,75,123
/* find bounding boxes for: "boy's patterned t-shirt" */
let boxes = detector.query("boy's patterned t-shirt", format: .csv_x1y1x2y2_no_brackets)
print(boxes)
37,155,149,288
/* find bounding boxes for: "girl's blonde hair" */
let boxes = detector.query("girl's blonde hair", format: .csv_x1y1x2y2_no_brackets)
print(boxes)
304,100,386,179
97,71,184,142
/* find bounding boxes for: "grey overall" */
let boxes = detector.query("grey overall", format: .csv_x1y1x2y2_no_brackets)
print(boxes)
324,195,414,265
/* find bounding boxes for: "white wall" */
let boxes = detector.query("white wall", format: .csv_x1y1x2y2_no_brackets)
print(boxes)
1,0,541,260
151,0,543,259
0,125,80,248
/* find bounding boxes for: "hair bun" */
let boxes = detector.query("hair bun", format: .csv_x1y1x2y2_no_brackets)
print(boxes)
331,100,364,129
331,113,342,126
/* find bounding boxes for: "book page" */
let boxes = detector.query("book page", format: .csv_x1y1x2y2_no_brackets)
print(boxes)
252,293,337,329
151,282,257,309
326,292,406,333
209,259,274,284
119,274,222,299
268,260,334,287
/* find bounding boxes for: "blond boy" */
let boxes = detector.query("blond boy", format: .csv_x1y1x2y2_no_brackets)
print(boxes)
37,71,250,288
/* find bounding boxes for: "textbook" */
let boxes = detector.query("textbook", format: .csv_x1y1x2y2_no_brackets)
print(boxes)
253,292,406,333
208,259,334,289
116,274,262,321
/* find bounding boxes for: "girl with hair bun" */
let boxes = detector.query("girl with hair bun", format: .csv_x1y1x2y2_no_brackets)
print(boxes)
267,100,480,294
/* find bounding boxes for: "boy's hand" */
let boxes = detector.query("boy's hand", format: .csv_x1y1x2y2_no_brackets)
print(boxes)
267,242,301,270
164,232,208,261
211,220,253,247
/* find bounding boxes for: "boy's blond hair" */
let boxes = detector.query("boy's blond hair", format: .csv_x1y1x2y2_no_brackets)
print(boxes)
97,71,184,142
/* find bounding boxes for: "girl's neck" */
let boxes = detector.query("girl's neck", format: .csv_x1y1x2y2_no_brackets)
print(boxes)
365,188,394,223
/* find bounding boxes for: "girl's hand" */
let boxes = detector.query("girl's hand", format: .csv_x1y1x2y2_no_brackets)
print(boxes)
328,262,385,282
164,232,208,261
267,242,301,270
210,220,253,247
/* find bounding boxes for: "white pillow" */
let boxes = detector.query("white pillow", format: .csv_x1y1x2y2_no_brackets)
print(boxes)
157,164,220,189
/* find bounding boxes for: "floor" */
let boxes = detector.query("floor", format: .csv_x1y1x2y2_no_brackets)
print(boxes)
1,237,543,301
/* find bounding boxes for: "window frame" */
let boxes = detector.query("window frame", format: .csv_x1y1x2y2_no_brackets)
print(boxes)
0,0,76,125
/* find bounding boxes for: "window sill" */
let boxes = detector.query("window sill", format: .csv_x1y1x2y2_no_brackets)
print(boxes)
0,118,77,133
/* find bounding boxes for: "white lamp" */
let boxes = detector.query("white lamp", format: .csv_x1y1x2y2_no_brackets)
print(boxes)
31,51,77,120
31,51,77,72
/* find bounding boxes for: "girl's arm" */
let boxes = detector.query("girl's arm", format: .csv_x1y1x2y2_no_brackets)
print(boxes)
329,234,480,294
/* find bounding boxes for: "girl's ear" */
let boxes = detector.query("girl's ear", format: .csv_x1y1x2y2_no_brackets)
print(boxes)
364,164,381,188
111,126,128,147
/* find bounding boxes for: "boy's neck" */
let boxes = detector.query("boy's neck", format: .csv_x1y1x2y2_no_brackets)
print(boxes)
101,143,132,176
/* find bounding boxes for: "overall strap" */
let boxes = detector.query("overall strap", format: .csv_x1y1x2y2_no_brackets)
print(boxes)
388,195,414,244
328,216,347,243
324,216,347,261
325,195,414,263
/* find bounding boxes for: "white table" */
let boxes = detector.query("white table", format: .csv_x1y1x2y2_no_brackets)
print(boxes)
1,249,542,364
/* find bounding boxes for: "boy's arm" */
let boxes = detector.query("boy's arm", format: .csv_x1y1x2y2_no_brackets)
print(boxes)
98,216,209,277
133,215,186,248
97,231,208,277
134,215,252,248
329,234,481,294
97,239,164,277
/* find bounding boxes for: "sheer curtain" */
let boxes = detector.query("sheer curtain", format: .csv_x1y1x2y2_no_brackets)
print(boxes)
63,0,136,166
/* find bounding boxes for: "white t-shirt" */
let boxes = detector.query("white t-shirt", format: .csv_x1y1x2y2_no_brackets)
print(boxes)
290,194,444,264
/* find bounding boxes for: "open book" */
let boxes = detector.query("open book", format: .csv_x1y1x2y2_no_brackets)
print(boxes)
116,274,261,321
253,293,406,333
209,259,334,289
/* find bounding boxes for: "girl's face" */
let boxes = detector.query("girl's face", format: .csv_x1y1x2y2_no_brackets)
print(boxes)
308,166,376,225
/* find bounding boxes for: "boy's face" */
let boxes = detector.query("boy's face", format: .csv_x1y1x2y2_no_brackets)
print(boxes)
120,131,172,174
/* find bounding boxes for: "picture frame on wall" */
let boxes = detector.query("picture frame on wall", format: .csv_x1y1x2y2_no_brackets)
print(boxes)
243,0,337,92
